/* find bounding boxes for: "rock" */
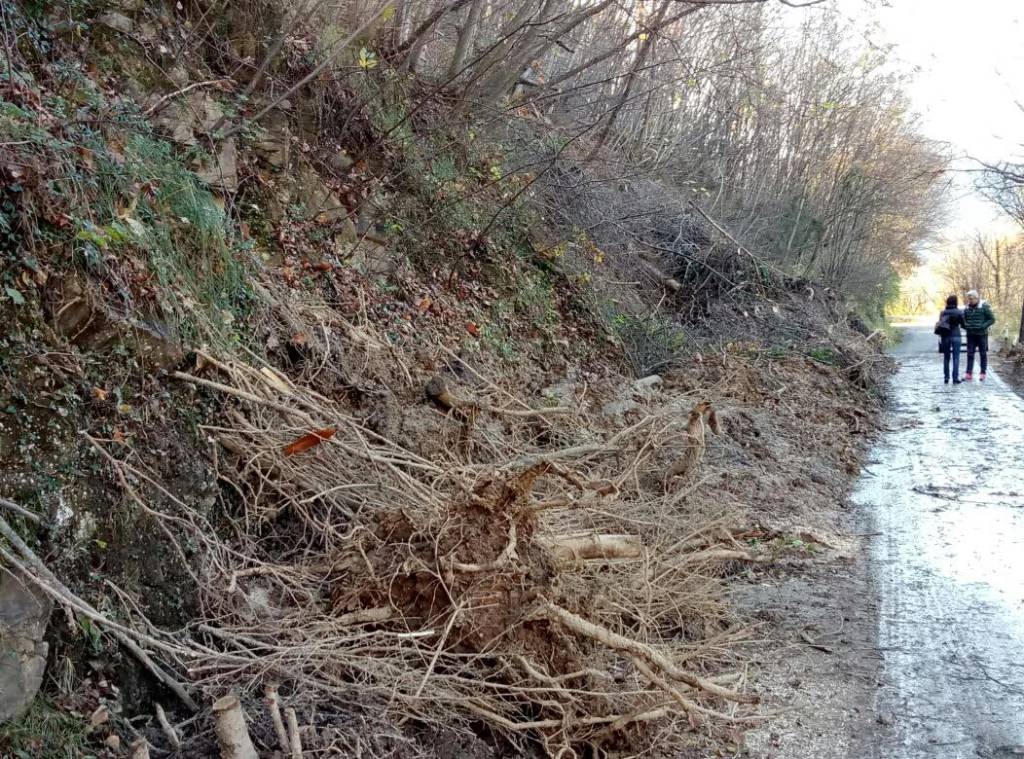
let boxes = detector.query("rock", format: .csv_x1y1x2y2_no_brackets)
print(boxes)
329,150,353,174
47,276,184,371
167,66,189,87
137,21,158,43
97,12,134,34
254,109,291,169
196,136,238,193
602,397,640,418
295,164,346,222
0,569,52,721
190,92,226,133
343,240,404,279
153,106,197,146
632,374,663,397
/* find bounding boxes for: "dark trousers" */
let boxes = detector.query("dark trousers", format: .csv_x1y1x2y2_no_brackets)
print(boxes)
966,334,988,374
942,336,961,381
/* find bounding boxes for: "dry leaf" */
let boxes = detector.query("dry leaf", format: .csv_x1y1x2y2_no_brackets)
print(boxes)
259,367,292,396
283,427,337,457
90,705,110,728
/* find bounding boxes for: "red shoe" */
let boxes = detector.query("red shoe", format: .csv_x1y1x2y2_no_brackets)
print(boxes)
979,373,986,382
964,372,973,381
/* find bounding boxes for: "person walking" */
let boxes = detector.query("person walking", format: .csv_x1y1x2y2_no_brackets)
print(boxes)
935,294,965,384
963,290,996,381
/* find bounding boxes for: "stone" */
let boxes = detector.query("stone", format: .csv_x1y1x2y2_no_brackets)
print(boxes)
196,137,238,193
601,397,640,418
47,276,185,371
190,92,226,134
153,105,197,146
632,374,663,397
295,165,346,222
342,240,404,279
254,110,291,169
137,21,158,43
0,569,52,722
97,12,134,34
167,66,189,87
329,150,353,174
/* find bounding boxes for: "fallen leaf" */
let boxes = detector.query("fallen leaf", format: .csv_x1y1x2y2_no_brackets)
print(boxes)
259,367,292,396
283,427,337,457
91,387,109,401
90,705,109,728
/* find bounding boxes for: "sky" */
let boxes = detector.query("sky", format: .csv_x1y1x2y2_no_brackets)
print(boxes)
864,0,1024,241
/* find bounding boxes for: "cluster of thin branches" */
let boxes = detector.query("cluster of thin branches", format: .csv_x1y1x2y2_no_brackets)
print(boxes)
73,299,784,754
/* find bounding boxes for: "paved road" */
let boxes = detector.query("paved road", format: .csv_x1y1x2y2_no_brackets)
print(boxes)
858,325,1024,758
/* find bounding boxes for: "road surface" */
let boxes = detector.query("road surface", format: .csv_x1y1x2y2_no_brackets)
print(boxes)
859,325,1024,758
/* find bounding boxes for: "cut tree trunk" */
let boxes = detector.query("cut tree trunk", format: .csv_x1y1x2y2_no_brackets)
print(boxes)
212,693,259,759
540,533,641,562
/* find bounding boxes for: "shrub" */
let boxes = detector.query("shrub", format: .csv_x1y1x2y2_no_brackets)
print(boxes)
606,308,687,376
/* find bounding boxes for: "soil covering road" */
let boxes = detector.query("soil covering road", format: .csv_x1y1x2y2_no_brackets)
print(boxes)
859,325,1024,758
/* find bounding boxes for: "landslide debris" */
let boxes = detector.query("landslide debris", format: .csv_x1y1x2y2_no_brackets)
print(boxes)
0,0,889,755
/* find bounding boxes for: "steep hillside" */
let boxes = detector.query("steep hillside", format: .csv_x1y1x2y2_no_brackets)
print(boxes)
0,1,904,756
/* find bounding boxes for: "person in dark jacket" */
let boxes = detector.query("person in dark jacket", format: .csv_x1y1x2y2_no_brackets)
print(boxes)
937,295,965,384
963,289,996,381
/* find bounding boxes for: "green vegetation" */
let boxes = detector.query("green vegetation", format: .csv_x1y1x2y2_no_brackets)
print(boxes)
605,307,687,376
0,699,91,759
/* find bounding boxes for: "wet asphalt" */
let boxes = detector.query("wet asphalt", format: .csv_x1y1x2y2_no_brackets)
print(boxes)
857,325,1024,758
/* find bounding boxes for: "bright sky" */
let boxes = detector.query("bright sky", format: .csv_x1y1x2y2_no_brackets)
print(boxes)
865,0,1024,240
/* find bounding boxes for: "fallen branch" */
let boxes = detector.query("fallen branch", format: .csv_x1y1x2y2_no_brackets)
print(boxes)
155,704,181,750
543,602,757,704
0,497,41,524
143,78,231,117
681,548,771,565
425,375,572,418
